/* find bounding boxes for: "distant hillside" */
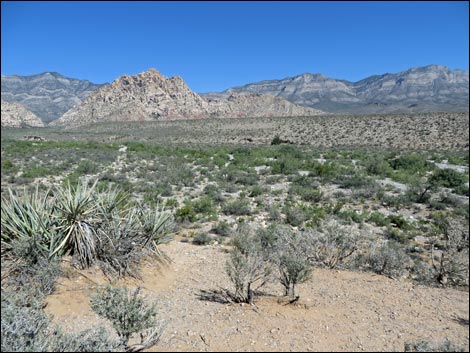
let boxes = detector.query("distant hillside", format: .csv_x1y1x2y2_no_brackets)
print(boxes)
51,69,324,127
1,72,104,123
202,65,469,114
1,100,44,128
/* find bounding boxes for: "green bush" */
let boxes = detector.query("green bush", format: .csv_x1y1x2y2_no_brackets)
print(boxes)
193,231,212,245
271,135,282,145
175,203,197,223
223,199,251,216
429,168,467,189
212,221,232,237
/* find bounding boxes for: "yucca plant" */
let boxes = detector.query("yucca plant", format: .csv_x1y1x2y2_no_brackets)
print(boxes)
1,186,54,262
136,205,174,262
96,209,143,278
95,184,130,220
51,179,100,268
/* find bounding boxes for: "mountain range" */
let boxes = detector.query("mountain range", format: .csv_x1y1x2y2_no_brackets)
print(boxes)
1,65,468,128
1,72,104,123
203,65,469,114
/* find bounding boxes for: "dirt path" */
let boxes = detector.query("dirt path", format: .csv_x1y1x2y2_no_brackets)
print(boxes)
45,240,469,352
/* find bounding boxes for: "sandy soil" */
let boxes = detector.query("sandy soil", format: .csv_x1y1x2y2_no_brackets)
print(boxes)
45,240,469,352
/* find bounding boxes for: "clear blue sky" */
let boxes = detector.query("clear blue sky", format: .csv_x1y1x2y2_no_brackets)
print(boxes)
1,1,468,92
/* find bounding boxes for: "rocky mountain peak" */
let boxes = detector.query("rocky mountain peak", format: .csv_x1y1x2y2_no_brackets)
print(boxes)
1,100,44,128
51,69,324,127
1,72,105,122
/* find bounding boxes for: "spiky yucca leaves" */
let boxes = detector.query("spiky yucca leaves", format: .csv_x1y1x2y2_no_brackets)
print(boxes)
137,205,174,260
97,209,143,278
2,180,175,277
1,186,54,262
96,203,174,278
95,184,130,220
51,179,100,268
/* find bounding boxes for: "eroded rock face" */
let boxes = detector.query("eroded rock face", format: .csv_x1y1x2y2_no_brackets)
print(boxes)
202,65,469,114
1,72,104,123
51,69,324,127
1,100,44,128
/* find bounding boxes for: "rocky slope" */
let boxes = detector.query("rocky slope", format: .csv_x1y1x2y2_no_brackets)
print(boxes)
1,72,104,123
1,100,44,128
202,65,469,114
51,69,323,127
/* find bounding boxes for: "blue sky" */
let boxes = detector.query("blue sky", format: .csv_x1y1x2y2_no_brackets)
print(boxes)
1,1,468,92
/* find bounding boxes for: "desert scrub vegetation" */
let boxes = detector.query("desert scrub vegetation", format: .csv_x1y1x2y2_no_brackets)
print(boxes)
1,290,122,352
1,134,468,289
225,220,361,302
1,178,173,351
404,338,467,352
90,284,165,350
1,179,174,276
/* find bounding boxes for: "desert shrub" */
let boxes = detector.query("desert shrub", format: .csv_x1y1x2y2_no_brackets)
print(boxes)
223,198,251,215
363,158,393,177
389,153,434,174
367,211,390,227
165,198,179,209
386,214,413,231
1,291,55,352
283,205,308,227
226,231,272,303
410,257,438,284
336,172,371,189
337,209,366,224
191,196,217,218
49,327,123,352
362,241,411,279
270,158,300,175
248,185,264,197
96,213,143,278
175,202,197,223
404,176,435,204
404,338,467,352
193,231,212,245
2,257,61,299
212,220,232,237
1,290,122,352
429,168,468,189
266,205,282,221
273,227,313,298
453,183,469,196
289,184,323,202
76,159,99,175
305,217,358,269
203,184,225,204
271,135,282,145
428,215,469,286
90,285,164,348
